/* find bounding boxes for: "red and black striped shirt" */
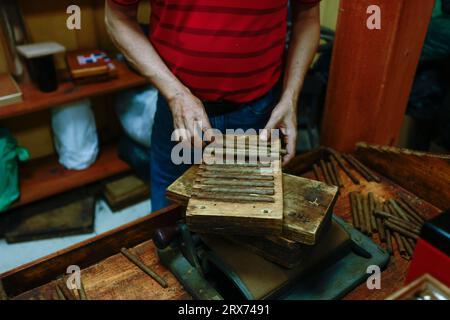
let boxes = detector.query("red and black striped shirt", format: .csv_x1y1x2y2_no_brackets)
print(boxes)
113,0,320,103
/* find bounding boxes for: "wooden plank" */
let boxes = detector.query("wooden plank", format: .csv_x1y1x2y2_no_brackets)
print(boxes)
186,137,284,236
0,204,183,297
354,143,450,210
0,61,146,119
278,174,337,245
320,0,435,152
7,143,130,211
13,240,189,300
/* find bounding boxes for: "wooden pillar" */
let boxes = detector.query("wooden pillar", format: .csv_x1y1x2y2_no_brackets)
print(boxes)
320,0,435,152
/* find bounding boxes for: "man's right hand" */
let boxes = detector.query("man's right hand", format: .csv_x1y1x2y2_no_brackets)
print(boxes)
167,90,212,145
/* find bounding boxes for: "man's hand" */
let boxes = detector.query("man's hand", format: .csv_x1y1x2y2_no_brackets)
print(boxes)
260,2,320,166
261,96,298,165
167,90,212,145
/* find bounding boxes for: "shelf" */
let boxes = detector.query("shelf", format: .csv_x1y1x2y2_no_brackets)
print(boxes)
0,61,147,119
8,143,130,211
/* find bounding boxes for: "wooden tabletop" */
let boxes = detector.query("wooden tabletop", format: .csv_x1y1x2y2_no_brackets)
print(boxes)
9,161,441,300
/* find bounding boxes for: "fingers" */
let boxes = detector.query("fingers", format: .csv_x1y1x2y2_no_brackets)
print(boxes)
184,108,212,146
282,127,297,166
260,109,282,141
173,117,190,146
183,116,200,146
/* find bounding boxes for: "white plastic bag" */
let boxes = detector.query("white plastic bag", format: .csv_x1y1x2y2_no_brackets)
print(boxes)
51,98,99,170
114,85,157,148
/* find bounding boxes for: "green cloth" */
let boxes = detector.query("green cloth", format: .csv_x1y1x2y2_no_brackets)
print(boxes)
421,0,450,61
0,128,29,212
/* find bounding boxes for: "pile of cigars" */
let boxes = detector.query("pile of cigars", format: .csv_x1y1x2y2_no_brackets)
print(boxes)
349,192,426,260
305,148,426,261
168,134,339,268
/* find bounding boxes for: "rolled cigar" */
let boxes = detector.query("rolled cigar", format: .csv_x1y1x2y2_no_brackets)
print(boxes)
194,186,275,195
193,191,275,203
385,228,393,254
386,218,421,235
368,192,378,231
374,201,386,241
197,179,274,188
356,193,367,234
376,217,385,242
198,172,274,180
345,154,381,182
396,198,425,224
55,284,66,300
319,160,333,185
78,276,88,300
362,194,372,235
403,238,414,258
331,152,360,185
213,149,281,160
374,211,422,232
330,158,344,187
349,192,360,229
387,199,410,221
384,203,406,255
57,281,76,300
384,221,419,240
373,210,395,219
392,230,407,256
342,154,373,182
201,165,273,175
399,196,427,220
204,162,272,168
121,248,168,288
385,202,422,231
357,158,381,183
407,238,416,254
327,162,339,187
312,164,321,181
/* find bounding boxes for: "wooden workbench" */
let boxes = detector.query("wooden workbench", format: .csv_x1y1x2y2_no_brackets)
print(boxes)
0,146,444,300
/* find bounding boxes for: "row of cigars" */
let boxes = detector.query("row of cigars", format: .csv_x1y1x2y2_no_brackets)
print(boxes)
312,151,381,189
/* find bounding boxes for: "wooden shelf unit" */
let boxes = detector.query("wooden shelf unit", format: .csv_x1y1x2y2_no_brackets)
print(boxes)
0,61,147,120
9,143,130,210
1,61,146,210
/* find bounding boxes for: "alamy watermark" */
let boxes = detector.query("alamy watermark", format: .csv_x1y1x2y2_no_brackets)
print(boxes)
66,5,81,30
366,265,381,289
66,265,81,290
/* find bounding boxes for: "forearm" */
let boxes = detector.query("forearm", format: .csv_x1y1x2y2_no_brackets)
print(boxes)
281,3,321,104
105,0,188,101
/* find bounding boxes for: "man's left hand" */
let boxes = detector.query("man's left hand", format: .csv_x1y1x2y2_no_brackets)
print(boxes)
260,96,298,165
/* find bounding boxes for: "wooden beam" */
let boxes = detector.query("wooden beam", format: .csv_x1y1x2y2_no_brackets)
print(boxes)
320,0,435,152
355,143,450,211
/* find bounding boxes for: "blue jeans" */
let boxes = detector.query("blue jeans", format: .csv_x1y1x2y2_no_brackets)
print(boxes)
150,85,280,211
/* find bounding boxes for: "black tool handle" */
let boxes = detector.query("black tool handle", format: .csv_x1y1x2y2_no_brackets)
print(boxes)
153,225,180,249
